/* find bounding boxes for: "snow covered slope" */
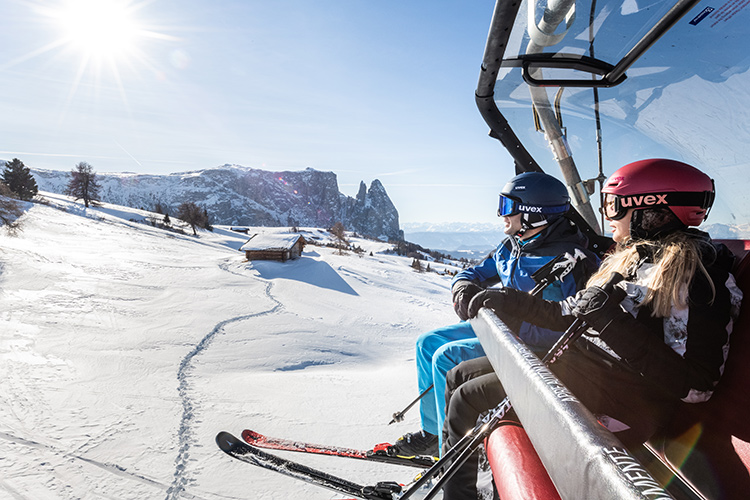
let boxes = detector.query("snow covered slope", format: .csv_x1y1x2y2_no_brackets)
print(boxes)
0,193,456,499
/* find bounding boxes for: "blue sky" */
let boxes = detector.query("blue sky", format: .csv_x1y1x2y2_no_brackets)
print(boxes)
1,0,514,224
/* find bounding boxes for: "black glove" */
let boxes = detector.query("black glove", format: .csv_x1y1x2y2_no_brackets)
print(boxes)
570,285,628,332
452,280,483,321
467,287,572,332
467,287,517,319
468,287,549,321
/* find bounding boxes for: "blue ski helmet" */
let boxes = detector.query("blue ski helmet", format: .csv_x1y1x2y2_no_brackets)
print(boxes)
499,172,570,230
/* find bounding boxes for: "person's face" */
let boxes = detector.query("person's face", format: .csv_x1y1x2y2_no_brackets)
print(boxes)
608,209,633,243
502,214,523,236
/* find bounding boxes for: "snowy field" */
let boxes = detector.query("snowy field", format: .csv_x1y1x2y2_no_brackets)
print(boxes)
0,193,457,500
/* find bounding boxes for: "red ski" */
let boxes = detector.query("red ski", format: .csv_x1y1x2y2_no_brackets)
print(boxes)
241,429,437,468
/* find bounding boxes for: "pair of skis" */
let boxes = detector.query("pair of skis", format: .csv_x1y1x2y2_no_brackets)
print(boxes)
215,429,436,499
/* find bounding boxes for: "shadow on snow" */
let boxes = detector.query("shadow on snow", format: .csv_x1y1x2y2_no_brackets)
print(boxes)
251,255,359,296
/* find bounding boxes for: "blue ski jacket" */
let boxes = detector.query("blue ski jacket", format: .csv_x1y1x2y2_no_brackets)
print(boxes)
452,217,599,347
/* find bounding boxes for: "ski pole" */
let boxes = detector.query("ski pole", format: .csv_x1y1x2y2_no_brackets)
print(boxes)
389,384,433,425
397,272,624,500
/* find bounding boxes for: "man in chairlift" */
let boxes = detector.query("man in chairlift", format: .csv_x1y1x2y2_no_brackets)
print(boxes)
389,171,599,458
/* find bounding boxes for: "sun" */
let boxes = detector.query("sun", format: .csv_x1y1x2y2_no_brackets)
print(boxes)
56,0,141,60
1,0,176,122
0,0,182,122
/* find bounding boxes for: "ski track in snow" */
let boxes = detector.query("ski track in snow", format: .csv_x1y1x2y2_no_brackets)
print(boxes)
0,475,27,500
0,431,202,500
166,279,282,500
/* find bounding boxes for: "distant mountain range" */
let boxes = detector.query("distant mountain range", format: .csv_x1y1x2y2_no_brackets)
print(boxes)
31,164,403,241
702,222,750,240
402,221,750,260
402,222,504,259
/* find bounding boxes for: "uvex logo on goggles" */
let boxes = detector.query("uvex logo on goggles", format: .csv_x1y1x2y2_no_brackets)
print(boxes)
619,193,669,208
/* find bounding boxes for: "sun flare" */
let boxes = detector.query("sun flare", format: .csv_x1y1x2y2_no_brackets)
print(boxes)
57,0,141,59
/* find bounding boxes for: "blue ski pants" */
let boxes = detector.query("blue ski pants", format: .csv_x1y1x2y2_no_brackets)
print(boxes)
415,322,486,447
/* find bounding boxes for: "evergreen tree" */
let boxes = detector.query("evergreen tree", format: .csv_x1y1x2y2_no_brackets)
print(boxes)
2,158,38,201
202,207,213,231
65,162,101,208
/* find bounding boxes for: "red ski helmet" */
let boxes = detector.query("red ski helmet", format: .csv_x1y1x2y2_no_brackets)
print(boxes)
600,159,715,227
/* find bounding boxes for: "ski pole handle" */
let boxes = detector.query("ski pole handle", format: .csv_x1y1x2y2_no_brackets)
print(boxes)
597,271,625,294
541,271,624,365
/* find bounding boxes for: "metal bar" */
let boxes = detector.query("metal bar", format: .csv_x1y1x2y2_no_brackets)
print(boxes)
605,0,702,83
475,0,543,173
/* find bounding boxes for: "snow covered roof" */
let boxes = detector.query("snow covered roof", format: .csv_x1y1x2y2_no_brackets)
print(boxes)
239,233,304,252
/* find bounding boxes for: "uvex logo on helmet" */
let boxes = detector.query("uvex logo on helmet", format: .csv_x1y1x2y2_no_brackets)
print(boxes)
518,204,543,213
619,193,669,208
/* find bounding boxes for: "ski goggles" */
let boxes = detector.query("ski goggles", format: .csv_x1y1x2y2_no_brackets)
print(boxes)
599,191,716,220
600,193,626,220
498,195,570,217
498,195,522,217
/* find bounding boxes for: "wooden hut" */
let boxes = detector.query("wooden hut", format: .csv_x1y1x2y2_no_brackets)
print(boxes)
240,233,306,261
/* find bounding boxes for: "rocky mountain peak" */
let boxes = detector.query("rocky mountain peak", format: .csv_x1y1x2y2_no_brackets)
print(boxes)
31,165,403,241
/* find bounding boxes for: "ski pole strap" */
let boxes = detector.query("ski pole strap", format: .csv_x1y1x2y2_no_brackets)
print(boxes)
530,253,568,294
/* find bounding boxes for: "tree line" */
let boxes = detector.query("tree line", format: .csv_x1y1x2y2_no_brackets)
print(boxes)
1,158,213,235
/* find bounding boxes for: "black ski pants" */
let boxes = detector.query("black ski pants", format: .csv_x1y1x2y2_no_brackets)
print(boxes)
441,349,679,500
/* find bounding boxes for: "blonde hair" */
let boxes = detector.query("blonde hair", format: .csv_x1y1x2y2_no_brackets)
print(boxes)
587,232,714,317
